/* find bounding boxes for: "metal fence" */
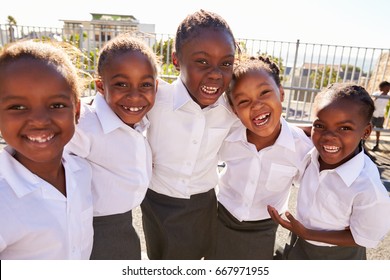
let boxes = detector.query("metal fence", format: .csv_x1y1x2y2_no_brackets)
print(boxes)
1,23,389,128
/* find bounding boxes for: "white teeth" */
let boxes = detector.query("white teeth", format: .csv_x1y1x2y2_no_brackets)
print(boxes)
323,145,340,153
254,113,270,121
201,86,218,95
253,113,270,126
122,105,143,112
27,134,54,143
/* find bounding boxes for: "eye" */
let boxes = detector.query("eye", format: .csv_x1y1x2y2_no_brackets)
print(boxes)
221,61,233,67
237,99,249,106
141,82,153,88
340,126,352,131
115,82,128,87
9,104,27,110
196,59,208,65
51,103,66,109
313,123,324,129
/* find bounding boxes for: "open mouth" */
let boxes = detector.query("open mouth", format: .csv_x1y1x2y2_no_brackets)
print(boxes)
253,113,270,126
26,134,55,143
121,105,144,112
200,85,219,95
323,145,340,153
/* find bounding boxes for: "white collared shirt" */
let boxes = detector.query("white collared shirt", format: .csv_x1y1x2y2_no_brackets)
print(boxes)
217,118,313,221
66,93,152,216
297,148,390,248
147,77,239,198
0,147,93,260
372,91,389,117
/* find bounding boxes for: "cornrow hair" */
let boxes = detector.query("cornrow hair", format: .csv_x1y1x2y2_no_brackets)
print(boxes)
174,9,236,56
314,83,375,123
97,33,160,78
0,40,83,101
226,55,281,100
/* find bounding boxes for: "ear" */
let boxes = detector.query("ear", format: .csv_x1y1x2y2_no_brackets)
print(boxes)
172,52,180,71
155,79,159,92
279,86,285,102
362,123,372,140
95,79,105,95
75,99,81,124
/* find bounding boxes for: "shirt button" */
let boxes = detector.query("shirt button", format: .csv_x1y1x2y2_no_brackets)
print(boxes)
186,162,191,166
192,140,198,144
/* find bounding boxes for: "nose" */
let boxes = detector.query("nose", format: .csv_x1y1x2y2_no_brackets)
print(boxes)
125,88,140,99
29,107,51,126
251,99,263,109
322,129,337,139
208,66,223,79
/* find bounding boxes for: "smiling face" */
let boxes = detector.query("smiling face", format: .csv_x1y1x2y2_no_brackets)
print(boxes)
312,98,372,170
173,29,235,108
0,58,79,170
97,51,157,127
230,69,284,149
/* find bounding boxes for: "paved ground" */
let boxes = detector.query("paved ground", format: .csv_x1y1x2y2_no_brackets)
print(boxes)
1,131,389,259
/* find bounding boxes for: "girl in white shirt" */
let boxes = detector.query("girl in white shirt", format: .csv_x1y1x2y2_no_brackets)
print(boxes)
66,34,159,259
268,83,390,259
0,41,93,259
212,56,313,259
143,10,238,259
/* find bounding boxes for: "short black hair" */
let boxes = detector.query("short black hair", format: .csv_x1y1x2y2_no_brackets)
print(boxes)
174,9,235,58
313,83,375,123
97,33,159,78
379,81,390,90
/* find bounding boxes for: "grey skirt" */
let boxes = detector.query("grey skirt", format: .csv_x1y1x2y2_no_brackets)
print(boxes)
211,202,279,260
90,210,141,260
284,234,366,260
141,188,217,260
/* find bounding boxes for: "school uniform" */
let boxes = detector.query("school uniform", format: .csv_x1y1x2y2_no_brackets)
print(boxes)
0,146,93,260
287,148,390,260
66,92,152,260
213,118,313,259
142,77,239,259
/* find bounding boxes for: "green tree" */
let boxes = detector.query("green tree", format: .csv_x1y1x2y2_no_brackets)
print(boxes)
7,15,17,42
310,66,341,89
153,38,179,82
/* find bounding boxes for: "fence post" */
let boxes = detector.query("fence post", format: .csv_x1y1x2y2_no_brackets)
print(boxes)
78,25,84,50
285,39,300,120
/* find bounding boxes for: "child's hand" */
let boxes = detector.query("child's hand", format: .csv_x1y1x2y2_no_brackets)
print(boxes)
267,205,293,231
267,205,308,238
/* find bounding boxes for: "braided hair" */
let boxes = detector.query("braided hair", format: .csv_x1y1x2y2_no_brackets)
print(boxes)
226,55,281,102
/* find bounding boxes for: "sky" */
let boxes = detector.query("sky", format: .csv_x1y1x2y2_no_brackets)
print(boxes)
1,0,389,48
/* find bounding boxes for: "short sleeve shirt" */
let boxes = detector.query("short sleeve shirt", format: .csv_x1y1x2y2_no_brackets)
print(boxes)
297,148,390,248
217,118,313,221
0,147,93,259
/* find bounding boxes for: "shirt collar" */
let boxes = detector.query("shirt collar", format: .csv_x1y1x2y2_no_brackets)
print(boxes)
0,146,40,197
308,147,365,187
0,146,83,198
93,93,126,134
93,93,149,134
172,77,234,114
224,117,296,153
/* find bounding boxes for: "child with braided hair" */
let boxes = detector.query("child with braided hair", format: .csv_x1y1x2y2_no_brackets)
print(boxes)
212,55,313,259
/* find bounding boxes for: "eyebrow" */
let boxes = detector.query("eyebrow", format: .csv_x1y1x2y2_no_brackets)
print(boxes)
0,92,73,102
110,73,155,80
191,51,235,59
